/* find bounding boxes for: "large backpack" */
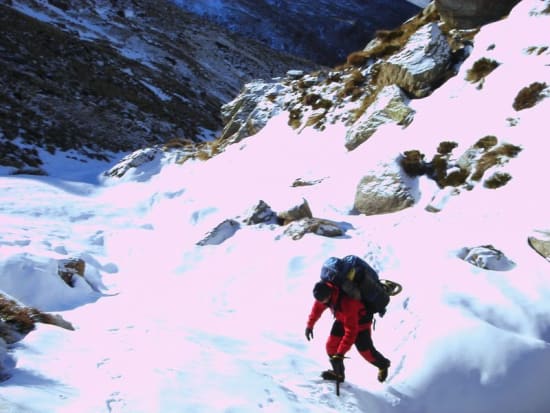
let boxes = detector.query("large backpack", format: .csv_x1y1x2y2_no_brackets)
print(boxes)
320,255,391,316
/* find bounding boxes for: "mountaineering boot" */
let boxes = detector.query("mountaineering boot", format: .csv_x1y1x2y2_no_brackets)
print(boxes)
377,366,389,383
321,370,345,382
329,354,345,379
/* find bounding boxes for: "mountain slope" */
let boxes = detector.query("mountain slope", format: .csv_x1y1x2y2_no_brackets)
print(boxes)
172,0,421,66
0,0,550,412
0,0,319,172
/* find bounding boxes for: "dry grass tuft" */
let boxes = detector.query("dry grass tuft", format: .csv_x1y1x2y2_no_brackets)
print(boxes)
346,51,371,67
466,58,500,83
400,150,426,176
484,172,512,188
437,141,458,155
513,82,547,111
352,85,380,121
471,143,522,181
288,108,303,129
0,295,36,341
305,113,326,128
338,70,367,101
444,168,470,187
302,93,333,110
401,138,520,192
474,135,498,150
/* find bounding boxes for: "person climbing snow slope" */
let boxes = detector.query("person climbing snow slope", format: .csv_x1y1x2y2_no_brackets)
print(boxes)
305,280,391,383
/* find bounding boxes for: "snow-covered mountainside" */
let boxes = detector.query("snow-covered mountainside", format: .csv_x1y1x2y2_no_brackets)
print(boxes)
0,0,320,172
172,0,421,66
1,0,550,412
0,0,425,175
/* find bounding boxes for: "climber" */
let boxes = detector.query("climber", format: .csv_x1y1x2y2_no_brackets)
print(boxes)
305,281,391,383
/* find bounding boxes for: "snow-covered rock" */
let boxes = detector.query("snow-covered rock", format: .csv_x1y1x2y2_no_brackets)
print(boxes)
196,219,241,246
345,85,415,150
220,81,291,144
528,230,550,261
374,22,453,98
282,218,347,240
458,245,516,271
353,159,418,215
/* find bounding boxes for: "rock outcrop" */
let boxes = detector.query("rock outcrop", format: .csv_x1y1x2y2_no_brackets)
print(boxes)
435,0,522,29
345,85,415,150
217,8,465,154
373,23,453,98
220,81,291,144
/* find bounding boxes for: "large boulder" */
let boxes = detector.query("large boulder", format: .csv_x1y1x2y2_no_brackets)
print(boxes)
353,160,417,216
373,22,452,98
435,0,522,29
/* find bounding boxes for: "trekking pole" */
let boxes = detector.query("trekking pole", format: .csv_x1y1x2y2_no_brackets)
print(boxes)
336,377,340,396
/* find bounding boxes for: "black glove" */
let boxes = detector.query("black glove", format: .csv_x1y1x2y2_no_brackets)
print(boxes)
305,327,314,341
330,354,345,378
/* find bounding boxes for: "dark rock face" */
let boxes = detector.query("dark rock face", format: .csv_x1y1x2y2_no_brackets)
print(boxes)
172,0,421,66
435,0,521,29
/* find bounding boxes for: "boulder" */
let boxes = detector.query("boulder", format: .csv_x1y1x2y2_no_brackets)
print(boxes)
242,200,277,225
528,231,550,261
58,258,85,287
457,245,516,271
277,198,313,225
283,218,346,240
196,219,241,246
105,147,162,179
435,0,522,29
373,23,452,98
353,160,417,216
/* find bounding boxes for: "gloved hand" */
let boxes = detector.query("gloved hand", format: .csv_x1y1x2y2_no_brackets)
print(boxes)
305,327,314,341
330,354,345,378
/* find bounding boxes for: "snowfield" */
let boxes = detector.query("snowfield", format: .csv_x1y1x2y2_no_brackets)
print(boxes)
1,0,550,412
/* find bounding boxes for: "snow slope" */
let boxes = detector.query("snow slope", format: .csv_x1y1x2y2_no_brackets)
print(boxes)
1,0,550,412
